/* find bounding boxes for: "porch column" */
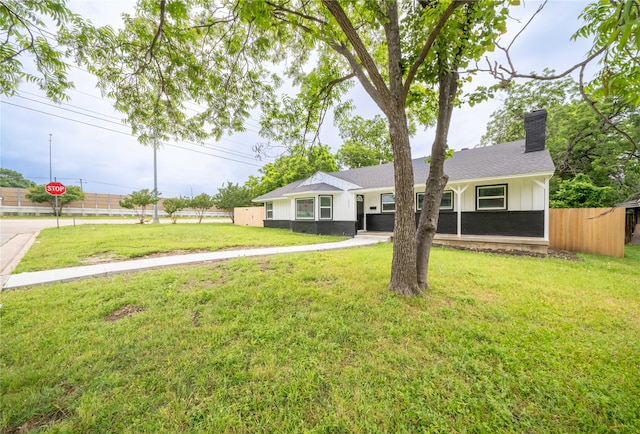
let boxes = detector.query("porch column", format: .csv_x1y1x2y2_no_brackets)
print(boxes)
535,178,550,241
453,185,468,237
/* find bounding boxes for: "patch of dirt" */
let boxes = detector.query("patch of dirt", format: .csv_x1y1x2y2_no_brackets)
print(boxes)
257,257,271,271
81,246,280,266
214,245,275,252
192,310,201,327
439,245,581,261
132,249,212,259
81,253,120,265
104,305,145,322
5,410,67,434
547,249,581,261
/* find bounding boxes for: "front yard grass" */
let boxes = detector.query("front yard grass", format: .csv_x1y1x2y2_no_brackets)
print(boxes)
1,244,639,432
14,223,346,272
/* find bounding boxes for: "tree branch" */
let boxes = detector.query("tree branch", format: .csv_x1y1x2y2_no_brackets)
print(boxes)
578,63,638,155
403,0,469,99
321,0,391,104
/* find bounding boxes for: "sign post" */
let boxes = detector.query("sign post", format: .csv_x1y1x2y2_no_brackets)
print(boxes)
46,181,66,228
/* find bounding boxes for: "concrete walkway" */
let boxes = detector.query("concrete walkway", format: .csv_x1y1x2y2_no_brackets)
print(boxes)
1,234,390,290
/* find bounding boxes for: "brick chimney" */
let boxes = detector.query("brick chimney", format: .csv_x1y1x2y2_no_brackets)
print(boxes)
524,109,547,153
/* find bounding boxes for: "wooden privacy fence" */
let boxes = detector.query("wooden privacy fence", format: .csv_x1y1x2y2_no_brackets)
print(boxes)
549,208,625,258
234,207,264,227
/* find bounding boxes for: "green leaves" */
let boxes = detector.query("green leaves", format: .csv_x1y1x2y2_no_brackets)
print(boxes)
575,0,640,105
120,189,161,223
550,174,615,208
334,114,394,169
481,75,640,205
0,0,77,102
247,144,338,197
25,184,85,215
211,182,254,222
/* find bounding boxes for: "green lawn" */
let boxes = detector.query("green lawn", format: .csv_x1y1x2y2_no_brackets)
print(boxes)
2,242,639,432
14,223,346,272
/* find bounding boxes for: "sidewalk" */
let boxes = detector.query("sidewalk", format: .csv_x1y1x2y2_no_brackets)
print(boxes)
1,234,390,290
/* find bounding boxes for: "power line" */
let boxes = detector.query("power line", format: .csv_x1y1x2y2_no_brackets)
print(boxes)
15,91,270,160
2,100,264,167
19,89,123,121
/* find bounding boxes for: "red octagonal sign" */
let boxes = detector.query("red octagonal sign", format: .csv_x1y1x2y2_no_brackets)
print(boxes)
46,181,66,196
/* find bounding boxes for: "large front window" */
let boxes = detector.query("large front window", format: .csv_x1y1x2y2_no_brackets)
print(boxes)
319,195,332,220
296,198,314,219
381,193,395,212
477,185,507,210
416,191,453,211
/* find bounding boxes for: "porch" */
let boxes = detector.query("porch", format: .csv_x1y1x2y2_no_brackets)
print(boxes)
357,231,549,254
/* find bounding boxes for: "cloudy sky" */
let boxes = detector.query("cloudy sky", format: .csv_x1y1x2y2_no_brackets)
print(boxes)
0,1,593,197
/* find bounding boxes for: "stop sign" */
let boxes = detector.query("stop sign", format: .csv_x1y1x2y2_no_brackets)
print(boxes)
46,181,66,196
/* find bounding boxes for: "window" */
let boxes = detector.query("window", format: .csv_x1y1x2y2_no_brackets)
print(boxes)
265,202,273,220
296,198,314,219
476,185,507,210
440,191,453,210
416,191,453,211
319,195,332,220
381,193,395,212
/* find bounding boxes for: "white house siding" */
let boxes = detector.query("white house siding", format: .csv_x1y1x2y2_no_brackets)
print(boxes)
360,190,394,214
332,192,354,221
280,192,355,222
357,177,547,216
271,200,291,220
452,177,546,212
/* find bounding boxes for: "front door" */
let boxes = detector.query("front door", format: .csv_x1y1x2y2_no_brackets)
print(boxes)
356,195,365,230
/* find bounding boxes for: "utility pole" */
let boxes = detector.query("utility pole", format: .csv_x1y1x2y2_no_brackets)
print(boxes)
153,139,159,223
79,178,86,213
48,133,52,182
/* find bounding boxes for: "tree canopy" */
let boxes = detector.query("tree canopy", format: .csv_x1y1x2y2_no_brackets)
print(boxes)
1,0,77,102
550,174,615,208
162,196,190,223
246,144,338,198
190,193,216,223
481,76,640,205
26,183,84,215
335,115,394,169
0,168,35,188
120,189,160,223
212,182,254,223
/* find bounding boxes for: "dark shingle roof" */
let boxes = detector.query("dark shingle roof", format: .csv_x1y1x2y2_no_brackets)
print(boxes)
283,183,342,194
254,140,555,201
335,140,554,187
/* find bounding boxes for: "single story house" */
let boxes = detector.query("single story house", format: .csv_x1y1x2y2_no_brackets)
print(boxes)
253,110,555,252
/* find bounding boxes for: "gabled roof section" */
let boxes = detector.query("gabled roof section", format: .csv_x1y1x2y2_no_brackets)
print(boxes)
283,182,342,196
253,180,305,201
253,140,555,201
299,171,362,190
253,172,360,202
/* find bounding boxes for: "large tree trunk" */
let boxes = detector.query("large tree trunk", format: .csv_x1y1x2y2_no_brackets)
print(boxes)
416,71,458,289
387,106,421,296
